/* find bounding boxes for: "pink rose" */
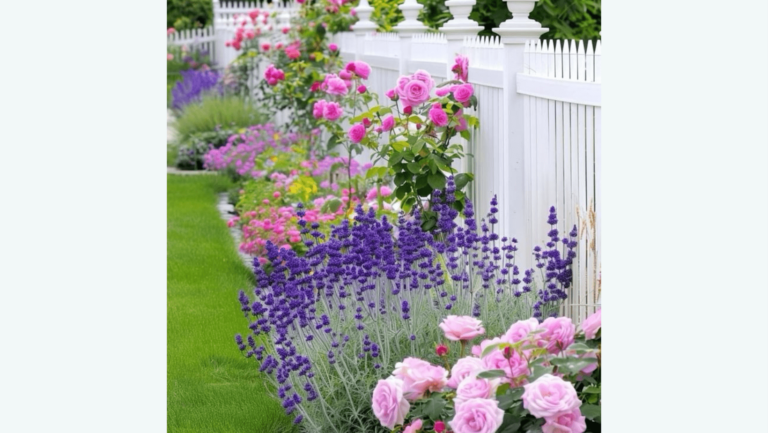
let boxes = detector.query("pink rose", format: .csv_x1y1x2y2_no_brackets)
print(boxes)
329,43,338,51
411,69,435,90
386,88,397,99
357,84,367,93
167,27,176,35
480,338,529,380
399,79,430,107
244,30,255,40
435,86,451,97
339,70,352,80
371,376,410,430
261,42,270,51
167,53,174,61
446,357,485,389
436,344,449,357
326,77,348,95
434,420,446,432
312,100,326,119
323,102,343,121
449,398,504,433
453,83,474,104
439,315,485,342
454,377,497,408
395,75,411,94
543,408,587,433
504,318,540,343
381,115,395,131
285,47,300,59
452,54,469,82
429,105,449,127
403,419,423,433
348,123,366,143
580,309,601,340
352,61,371,79
522,374,581,419
392,357,448,401
538,317,576,354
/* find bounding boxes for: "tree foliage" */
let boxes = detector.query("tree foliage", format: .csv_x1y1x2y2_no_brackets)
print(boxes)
167,0,212,30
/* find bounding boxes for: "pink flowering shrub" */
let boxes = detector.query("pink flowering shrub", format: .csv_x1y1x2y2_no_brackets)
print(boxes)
340,57,480,230
202,124,298,178
371,310,602,432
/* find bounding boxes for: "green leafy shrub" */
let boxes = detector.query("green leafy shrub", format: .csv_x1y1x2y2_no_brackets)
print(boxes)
167,0,212,31
470,0,601,39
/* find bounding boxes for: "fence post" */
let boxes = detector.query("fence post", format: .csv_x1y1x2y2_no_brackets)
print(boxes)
492,0,547,270
212,0,227,70
351,0,377,60
393,0,427,75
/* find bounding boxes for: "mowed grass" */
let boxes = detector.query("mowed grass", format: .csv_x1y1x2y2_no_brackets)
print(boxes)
168,174,295,433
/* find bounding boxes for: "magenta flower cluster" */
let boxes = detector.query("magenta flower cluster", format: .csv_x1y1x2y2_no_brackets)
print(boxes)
202,124,297,177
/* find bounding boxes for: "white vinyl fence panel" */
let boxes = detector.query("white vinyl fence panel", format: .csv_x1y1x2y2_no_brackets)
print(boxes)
207,0,602,322
518,39,602,322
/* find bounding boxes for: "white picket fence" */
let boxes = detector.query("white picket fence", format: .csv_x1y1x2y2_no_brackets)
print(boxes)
168,0,601,322
328,5,602,321
167,1,301,68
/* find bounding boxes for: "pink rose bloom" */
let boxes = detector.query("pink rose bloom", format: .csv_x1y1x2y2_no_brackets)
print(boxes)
323,102,343,121
454,377,498,408
244,30,255,39
399,79,431,107
312,100,326,119
403,419,423,433
392,357,448,401
504,318,540,343
395,75,411,94
282,26,290,34
326,77,348,95
449,398,504,433
429,105,449,127
434,420,446,432
411,69,435,88
439,315,485,341
543,408,587,433
348,123,366,143
261,42,271,51
167,27,176,35
329,43,338,51
452,54,469,82
538,317,576,354
350,7,356,16
522,374,581,419
371,376,410,430
167,53,174,61
381,114,395,131
481,341,529,381
339,70,352,80
275,42,284,49
352,61,371,79
446,356,485,389
285,47,300,59
580,309,601,340
435,86,451,97
357,84,367,93
453,83,474,104
386,88,397,99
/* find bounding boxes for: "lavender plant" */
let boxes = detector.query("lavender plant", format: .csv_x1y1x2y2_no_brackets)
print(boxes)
171,69,220,110
234,177,577,432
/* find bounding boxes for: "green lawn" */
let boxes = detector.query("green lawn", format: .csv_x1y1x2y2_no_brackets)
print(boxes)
167,174,294,433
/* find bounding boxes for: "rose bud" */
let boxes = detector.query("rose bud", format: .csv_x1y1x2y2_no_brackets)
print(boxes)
436,344,448,357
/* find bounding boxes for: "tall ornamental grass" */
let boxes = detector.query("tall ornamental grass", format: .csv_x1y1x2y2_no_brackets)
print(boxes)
173,95,265,142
